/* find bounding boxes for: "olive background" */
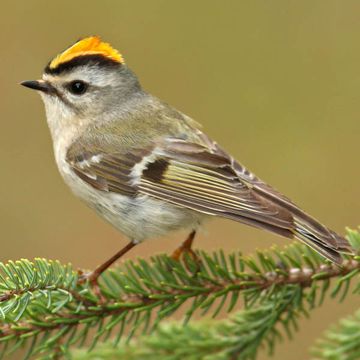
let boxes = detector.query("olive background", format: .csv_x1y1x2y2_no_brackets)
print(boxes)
1,1,360,359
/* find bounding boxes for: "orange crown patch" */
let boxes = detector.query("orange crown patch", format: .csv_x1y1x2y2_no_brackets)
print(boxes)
48,36,124,70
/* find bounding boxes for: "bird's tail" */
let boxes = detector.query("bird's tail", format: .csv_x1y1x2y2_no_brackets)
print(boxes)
250,183,353,265
291,214,353,264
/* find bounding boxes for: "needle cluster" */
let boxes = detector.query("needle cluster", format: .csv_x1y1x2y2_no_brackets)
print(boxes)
0,229,359,359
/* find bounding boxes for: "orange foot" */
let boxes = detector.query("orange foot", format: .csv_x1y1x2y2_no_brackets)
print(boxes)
77,270,106,302
171,230,201,273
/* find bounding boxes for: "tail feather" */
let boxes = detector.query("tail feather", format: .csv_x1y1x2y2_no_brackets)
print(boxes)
250,184,354,264
293,216,353,265
294,224,342,264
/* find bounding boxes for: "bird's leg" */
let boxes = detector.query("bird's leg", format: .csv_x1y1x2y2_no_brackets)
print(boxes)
171,230,196,260
171,231,201,273
78,241,137,292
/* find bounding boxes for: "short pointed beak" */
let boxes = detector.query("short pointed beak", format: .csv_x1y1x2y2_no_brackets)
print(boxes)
21,80,50,93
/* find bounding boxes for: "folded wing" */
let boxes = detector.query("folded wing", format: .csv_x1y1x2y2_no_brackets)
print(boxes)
67,135,352,264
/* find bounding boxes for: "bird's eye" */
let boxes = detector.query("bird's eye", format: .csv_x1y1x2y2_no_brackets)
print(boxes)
67,80,88,95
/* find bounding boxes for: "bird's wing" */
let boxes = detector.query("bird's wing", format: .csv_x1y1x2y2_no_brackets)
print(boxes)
138,138,297,233
66,138,294,232
66,134,352,264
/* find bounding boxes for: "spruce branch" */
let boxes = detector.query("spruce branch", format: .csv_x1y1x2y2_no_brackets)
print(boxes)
72,285,304,360
0,228,359,359
311,308,360,360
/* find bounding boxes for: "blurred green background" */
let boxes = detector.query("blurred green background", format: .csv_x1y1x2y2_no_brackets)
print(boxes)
1,1,360,359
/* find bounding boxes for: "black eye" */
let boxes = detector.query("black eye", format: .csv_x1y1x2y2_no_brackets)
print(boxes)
68,80,88,95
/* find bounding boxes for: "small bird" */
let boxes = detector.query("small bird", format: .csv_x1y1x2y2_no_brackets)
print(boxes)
22,36,352,282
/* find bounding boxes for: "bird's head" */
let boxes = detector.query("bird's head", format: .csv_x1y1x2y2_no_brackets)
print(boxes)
21,36,142,138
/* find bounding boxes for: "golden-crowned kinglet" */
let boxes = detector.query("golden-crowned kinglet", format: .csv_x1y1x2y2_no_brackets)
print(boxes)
21,36,352,282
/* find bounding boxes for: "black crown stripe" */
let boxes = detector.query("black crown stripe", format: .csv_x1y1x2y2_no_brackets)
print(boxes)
44,54,122,75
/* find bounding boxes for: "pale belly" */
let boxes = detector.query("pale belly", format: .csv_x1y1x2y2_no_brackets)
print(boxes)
59,161,205,242
90,192,205,241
